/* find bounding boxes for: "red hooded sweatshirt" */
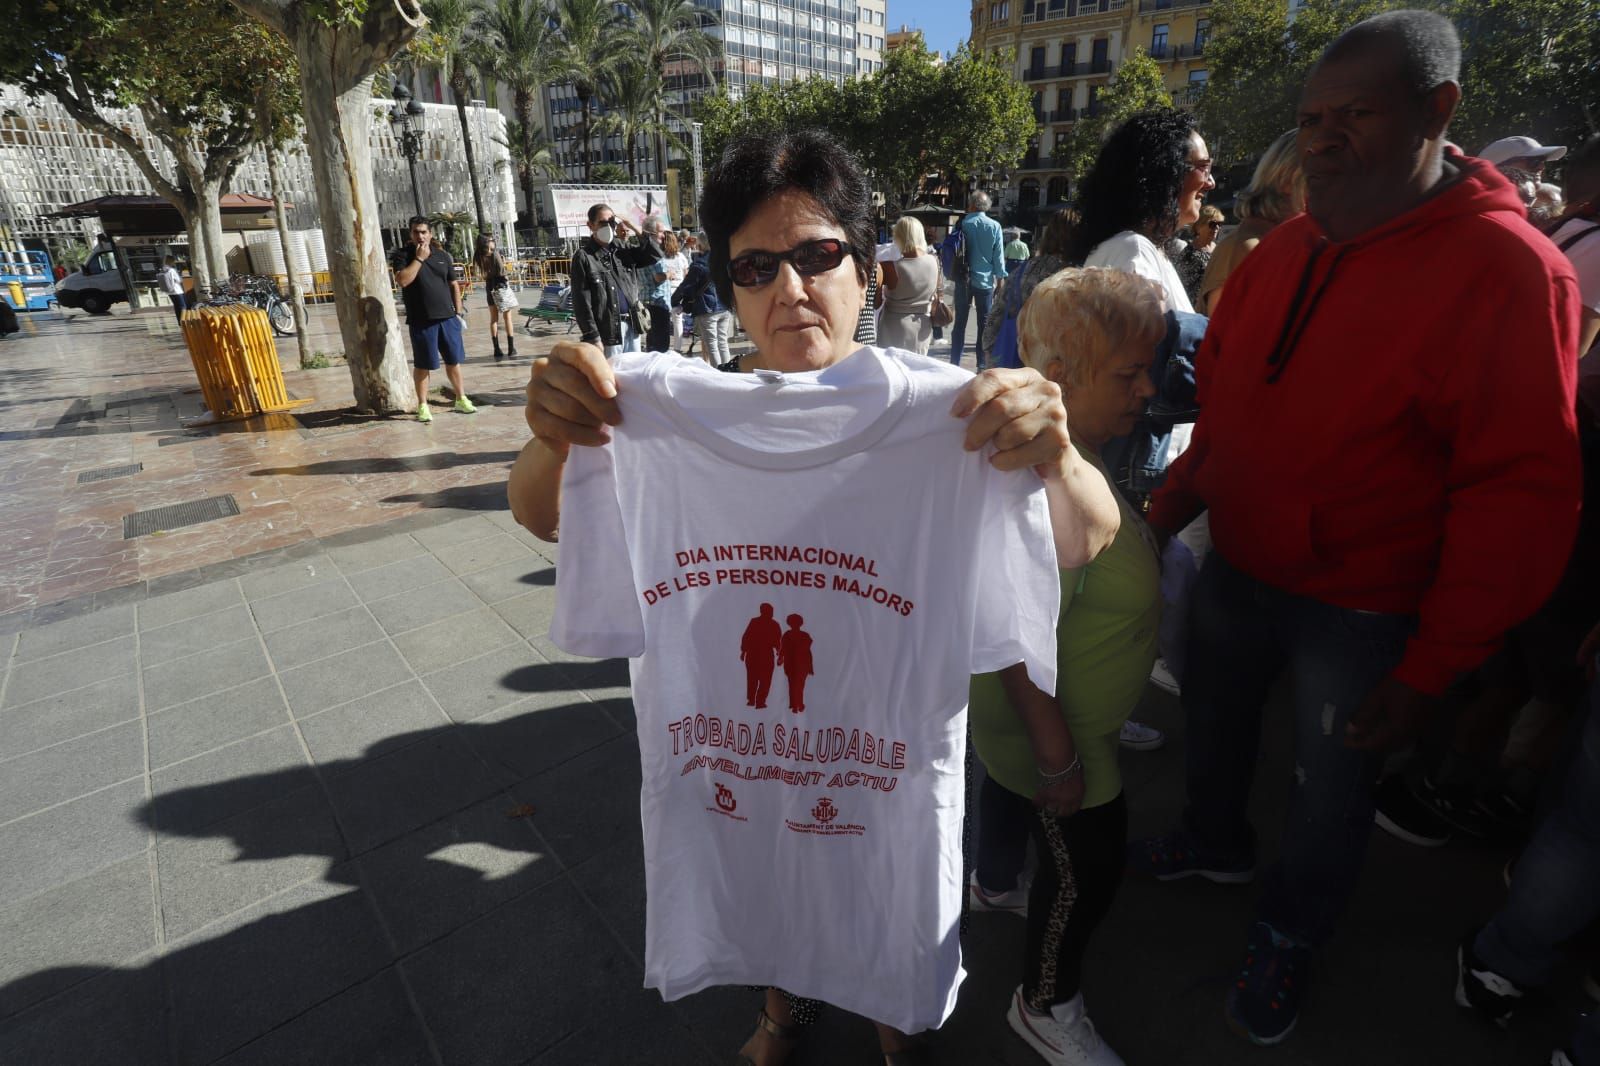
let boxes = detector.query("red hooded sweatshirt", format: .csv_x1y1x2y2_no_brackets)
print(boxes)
1150,153,1582,696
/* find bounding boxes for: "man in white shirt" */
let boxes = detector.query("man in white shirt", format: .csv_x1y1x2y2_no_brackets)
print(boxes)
158,255,188,326
1548,136,1600,360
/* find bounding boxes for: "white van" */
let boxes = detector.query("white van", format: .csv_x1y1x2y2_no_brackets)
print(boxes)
55,249,128,314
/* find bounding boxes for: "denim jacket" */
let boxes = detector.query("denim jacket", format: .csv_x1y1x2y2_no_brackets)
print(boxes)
1101,309,1207,506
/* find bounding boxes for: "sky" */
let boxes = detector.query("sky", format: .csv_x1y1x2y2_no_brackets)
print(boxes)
893,1,971,57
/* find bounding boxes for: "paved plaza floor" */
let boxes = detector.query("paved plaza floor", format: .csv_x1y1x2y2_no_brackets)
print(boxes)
0,305,1590,1064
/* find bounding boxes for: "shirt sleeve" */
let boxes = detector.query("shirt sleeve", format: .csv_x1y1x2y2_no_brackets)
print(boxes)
970,469,1060,695
549,441,647,658
389,245,412,274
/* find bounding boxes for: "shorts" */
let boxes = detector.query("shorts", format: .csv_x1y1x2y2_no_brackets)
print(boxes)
409,316,466,371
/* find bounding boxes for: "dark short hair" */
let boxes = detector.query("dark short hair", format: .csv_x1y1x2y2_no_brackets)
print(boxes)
699,128,874,307
1067,110,1197,264
1038,208,1079,258
1319,9,1461,99
1565,136,1600,203
587,203,613,224
408,215,430,229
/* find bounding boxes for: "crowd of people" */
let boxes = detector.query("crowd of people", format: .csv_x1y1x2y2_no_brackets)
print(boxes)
508,8,1597,1065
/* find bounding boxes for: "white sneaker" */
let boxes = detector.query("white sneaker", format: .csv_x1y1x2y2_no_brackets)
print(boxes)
1148,658,1180,695
1551,1051,1575,1066
1006,986,1125,1066
1118,719,1166,751
968,871,1029,917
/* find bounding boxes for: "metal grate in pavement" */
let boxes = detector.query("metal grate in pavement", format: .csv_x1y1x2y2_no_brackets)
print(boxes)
76,463,144,484
123,494,241,539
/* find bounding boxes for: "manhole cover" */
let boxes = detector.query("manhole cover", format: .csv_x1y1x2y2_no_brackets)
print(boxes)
76,463,144,484
123,494,241,539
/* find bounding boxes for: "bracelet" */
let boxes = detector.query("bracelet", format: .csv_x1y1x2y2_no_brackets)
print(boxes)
1038,756,1082,783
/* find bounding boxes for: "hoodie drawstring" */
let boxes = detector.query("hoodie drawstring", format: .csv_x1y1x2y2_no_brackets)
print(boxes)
1265,239,1350,384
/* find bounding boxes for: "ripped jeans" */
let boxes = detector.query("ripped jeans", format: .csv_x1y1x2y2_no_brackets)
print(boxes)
1181,552,1413,946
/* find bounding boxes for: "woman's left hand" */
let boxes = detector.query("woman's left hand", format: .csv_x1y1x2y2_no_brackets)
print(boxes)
1033,773,1085,819
951,368,1072,479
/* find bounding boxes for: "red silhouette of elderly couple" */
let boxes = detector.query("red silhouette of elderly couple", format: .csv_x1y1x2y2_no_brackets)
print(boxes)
739,603,813,712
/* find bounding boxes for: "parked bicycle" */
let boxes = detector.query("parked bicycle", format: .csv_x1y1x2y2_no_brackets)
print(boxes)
196,274,296,337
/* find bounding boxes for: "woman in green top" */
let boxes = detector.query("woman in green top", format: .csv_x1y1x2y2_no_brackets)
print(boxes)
968,267,1167,1066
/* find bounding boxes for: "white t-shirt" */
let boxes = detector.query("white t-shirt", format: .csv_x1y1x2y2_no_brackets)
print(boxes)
551,348,1059,1033
663,252,689,288
1551,218,1600,313
1085,229,1194,314
159,266,184,297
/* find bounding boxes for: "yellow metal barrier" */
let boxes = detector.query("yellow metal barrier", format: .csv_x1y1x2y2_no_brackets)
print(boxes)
179,305,312,424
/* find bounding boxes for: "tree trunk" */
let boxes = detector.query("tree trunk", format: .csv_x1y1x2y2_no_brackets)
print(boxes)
453,93,489,233
182,205,213,296
267,146,313,367
580,94,593,181
520,169,536,230
197,177,230,286
290,24,416,414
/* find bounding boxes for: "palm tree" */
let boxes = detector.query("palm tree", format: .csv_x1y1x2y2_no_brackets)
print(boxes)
626,0,718,184
595,59,658,180
496,119,564,225
475,0,558,223
548,0,627,181
418,0,490,233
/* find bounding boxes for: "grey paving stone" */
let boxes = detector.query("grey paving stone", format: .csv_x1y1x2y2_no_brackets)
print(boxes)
12,604,135,663
163,874,392,1066
357,795,562,955
366,577,483,636
399,878,653,1066
459,555,556,605
211,967,435,1066
491,588,557,641
155,784,345,939
248,577,359,634
262,604,386,670
150,725,312,836
0,779,149,900
0,610,33,638
297,680,446,768
142,635,271,712
0,958,167,1066
327,532,427,575
91,580,148,610
421,643,548,723
3,635,136,708
146,675,292,769
410,513,504,552
390,606,521,676
0,674,140,758
323,731,507,855
138,579,244,630
28,594,96,627
345,553,451,604
276,641,410,719
138,603,257,667
0,856,155,1017
519,736,642,869
0,720,144,823
564,836,646,955
528,996,716,1066
437,532,536,577
238,553,335,601
462,693,625,780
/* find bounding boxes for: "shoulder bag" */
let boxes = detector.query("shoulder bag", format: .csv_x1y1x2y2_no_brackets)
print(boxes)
928,262,954,327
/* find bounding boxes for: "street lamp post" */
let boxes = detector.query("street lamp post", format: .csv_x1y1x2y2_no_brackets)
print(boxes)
389,81,426,217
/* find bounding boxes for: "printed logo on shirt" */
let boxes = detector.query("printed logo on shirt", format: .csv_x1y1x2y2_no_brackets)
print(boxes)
740,603,814,713
786,795,865,837
707,781,748,822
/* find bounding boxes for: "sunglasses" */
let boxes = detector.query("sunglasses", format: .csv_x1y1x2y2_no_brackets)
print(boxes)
728,238,854,287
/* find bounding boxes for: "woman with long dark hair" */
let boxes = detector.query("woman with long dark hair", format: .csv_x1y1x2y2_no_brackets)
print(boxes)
1067,109,1217,314
473,233,516,359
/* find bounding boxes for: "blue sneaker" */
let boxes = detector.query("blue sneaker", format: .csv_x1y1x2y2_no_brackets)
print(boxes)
1225,922,1310,1046
1127,829,1255,884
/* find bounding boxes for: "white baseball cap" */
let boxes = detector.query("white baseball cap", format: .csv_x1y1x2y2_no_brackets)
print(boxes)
1479,136,1567,166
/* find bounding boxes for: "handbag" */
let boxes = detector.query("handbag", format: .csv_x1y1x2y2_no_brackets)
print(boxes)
493,284,519,312
928,266,954,327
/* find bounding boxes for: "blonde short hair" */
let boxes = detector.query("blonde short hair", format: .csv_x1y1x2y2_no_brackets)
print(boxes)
892,216,928,255
1197,205,1225,227
1018,268,1166,387
1235,130,1306,224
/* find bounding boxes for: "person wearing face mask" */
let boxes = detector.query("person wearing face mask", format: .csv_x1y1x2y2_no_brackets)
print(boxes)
569,203,662,357
1128,11,1582,1048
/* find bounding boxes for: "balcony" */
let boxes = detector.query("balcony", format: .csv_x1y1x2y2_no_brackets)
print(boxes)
1089,58,1113,74
1024,65,1051,81
1138,0,1209,10
1019,0,1128,23
1021,149,1042,169
1148,43,1169,59
1176,40,1205,58
1049,108,1078,122
1057,60,1081,75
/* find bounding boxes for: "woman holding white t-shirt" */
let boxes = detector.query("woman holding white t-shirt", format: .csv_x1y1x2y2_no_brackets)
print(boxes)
509,129,1123,1066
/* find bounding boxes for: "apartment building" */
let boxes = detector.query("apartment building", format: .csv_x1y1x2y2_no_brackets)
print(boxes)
969,0,1210,216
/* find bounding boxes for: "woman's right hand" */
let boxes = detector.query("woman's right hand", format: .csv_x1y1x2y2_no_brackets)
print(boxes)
526,341,621,457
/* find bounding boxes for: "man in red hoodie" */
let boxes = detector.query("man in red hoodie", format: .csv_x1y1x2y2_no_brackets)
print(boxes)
1130,9,1583,1047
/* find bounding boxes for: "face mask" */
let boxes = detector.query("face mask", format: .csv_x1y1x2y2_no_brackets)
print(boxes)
594,224,615,245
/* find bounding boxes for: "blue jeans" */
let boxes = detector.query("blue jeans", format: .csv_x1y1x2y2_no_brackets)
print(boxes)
1475,678,1600,1064
950,280,994,369
1181,553,1412,945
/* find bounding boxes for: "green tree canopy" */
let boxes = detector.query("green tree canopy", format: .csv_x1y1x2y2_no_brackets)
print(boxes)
1053,46,1172,179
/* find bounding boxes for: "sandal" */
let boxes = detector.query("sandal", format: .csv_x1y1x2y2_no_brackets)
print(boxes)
734,1009,804,1066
